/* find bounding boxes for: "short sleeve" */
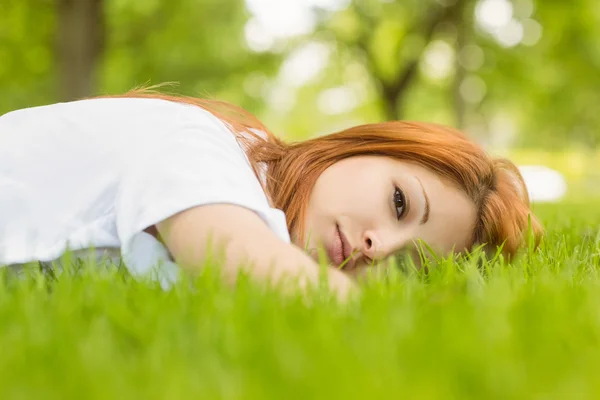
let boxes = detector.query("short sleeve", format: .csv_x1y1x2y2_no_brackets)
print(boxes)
115,107,290,279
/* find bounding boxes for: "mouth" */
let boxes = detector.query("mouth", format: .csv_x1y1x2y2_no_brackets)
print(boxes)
328,224,356,270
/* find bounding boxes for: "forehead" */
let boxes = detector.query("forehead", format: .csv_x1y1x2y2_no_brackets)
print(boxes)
400,161,477,255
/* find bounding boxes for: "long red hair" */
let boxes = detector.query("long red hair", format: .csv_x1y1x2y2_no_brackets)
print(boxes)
100,87,542,259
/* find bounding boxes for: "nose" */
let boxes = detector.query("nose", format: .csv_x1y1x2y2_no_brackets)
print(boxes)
361,230,385,263
361,229,414,265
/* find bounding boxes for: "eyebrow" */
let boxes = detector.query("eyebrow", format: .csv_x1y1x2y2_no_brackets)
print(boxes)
415,176,430,225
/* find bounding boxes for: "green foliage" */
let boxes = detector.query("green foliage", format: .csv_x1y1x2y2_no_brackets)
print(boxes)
100,0,279,114
0,0,56,113
276,0,600,145
477,0,600,147
1,200,600,398
0,0,280,117
0,0,599,147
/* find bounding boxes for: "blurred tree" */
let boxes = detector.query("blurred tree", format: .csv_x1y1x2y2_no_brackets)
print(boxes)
262,0,473,138
0,0,280,115
276,0,600,147
99,0,280,113
57,0,104,100
318,0,467,121
1,0,599,149
475,0,600,148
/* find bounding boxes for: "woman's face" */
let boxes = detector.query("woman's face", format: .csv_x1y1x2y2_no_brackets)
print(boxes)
297,155,477,276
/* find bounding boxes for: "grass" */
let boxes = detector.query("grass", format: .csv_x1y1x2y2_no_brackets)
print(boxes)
1,199,600,399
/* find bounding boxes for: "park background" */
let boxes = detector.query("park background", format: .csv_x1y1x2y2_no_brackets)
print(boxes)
1,0,599,202
3,2,600,399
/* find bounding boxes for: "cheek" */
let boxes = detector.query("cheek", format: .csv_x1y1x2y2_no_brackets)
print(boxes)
421,199,477,254
307,169,348,216
313,179,385,228
304,160,387,230
301,182,336,245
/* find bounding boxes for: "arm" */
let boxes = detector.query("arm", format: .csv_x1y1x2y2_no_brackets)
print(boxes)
156,203,356,301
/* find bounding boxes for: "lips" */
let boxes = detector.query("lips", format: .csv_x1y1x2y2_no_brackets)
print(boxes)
328,224,356,270
327,225,344,266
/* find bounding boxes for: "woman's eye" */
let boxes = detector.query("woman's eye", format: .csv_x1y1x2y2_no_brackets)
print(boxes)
393,186,406,220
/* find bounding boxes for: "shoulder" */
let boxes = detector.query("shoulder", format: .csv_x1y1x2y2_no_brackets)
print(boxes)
2,97,221,125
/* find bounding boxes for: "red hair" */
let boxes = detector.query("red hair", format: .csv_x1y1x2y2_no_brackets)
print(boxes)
99,88,543,259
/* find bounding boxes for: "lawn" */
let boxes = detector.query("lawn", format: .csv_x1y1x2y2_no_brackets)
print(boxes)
1,198,600,399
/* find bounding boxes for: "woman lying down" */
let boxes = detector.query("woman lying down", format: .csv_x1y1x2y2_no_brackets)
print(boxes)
0,89,542,299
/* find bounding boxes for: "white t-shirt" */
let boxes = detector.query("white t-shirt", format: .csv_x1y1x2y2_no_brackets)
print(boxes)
0,98,290,286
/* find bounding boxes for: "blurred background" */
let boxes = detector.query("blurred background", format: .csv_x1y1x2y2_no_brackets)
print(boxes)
1,0,598,201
